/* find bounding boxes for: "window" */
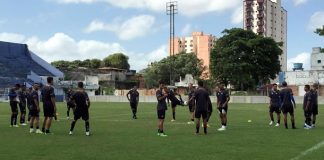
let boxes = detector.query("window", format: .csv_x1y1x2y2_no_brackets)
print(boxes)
318,60,321,64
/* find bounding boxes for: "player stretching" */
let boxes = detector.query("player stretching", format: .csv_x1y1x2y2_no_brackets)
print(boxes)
217,84,230,131
187,83,195,124
268,83,281,127
126,86,139,119
156,81,168,137
279,81,296,129
69,82,91,136
303,85,313,129
41,77,57,134
191,80,210,135
311,84,318,127
167,88,183,122
29,83,42,134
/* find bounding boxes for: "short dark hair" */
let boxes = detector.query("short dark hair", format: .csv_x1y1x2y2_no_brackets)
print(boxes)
305,85,310,90
78,82,84,88
282,81,287,87
159,80,164,85
198,80,204,87
272,83,277,86
47,76,53,83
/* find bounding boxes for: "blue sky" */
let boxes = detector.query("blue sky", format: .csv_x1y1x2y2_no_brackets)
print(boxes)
0,0,323,71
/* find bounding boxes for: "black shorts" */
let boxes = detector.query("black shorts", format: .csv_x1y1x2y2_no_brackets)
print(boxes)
188,105,195,112
157,110,166,119
312,105,318,115
281,105,294,114
218,107,228,114
74,109,89,121
30,109,40,117
130,102,138,109
269,105,281,114
195,110,207,119
43,106,55,117
10,101,18,113
304,110,312,118
67,101,75,109
19,103,26,113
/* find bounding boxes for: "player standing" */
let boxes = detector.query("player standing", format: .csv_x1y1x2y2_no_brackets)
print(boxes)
18,85,27,126
8,84,20,127
217,84,230,131
279,81,296,129
156,81,168,137
187,83,195,124
126,86,139,119
66,89,74,119
311,84,318,127
303,85,313,129
268,83,281,127
69,82,91,136
29,83,43,134
41,77,57,134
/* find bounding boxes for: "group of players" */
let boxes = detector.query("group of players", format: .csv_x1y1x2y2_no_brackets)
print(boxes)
8,77,91,136
268,81,319,129
125,80,230,137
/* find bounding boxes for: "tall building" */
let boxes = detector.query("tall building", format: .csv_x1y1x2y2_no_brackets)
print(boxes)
169,32,216,78
243,0,287,71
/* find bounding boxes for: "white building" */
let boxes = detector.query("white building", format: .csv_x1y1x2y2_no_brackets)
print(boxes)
311,47,324,70
243,0,287,71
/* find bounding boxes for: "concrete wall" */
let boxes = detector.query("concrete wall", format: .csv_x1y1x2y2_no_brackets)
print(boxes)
88,95,324,104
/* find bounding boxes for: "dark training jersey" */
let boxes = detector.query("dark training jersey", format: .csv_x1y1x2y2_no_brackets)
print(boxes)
127,89,139,103
303,92,313,110
269,90,281,107
72,90,90,111
29,90,39,110
217,90,229,107
193,87,210,112
156,89,167,111
41,85,55,108
167,90,181,105
279,88,294,106
8,88,17,102
188,89,195,107
311,90,318,108
17,90,27,105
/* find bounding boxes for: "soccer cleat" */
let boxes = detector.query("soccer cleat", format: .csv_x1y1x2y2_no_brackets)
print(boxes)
69,131,73,135
157,132,161,136
86,132,90,136
187,121,194,125
269,121,274,126
171,119,176,122
35,129,43,134
303,124,312,129
29,128,35,133
20,123,27,126
275,123,280,127
13,125,19,128
217,126,226,131
159,133,168,137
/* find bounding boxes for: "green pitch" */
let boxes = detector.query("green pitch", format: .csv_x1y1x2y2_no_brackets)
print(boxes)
0,102,323,160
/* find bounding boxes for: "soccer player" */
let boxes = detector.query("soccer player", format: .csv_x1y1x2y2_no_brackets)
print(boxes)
156,81,168,137
217,84,230,131
8,84,20,127
17,85,27,126
303,85,313,129
41,76,57,134
206,96,213,127
268,83,281,127
126,86,139,119
66,89,74,119
29,83,43,134
187,83,195,124
167,88,183,122
69,82,91,136
26,87,32,123
311,84,319,127
279,81,296,129
190,80,210,134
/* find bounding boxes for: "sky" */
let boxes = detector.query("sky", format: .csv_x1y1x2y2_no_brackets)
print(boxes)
0,0,323,71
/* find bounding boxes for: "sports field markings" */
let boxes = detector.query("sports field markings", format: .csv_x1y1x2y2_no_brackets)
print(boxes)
290,140,324,160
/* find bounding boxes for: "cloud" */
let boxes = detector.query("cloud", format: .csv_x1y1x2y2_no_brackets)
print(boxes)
84,15,155,41
55,0,241,17
287,52,310,71
307,11,324,31
0,32,167,70
180,24,192,36
292,0,308,6
231,6,243,24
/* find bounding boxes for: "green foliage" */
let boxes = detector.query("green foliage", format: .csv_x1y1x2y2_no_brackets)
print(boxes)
210,28,282,91
103,53,130,70
142,52,205,88
51,59,103,70
90,59,102,68
315,26,324,36
103,86,115,95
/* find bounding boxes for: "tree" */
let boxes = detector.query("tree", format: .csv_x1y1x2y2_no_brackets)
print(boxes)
315,25,324,36
142,52,205,88
103,53,130,70
51,60,71,70
210,28,282,90
90,59,102,69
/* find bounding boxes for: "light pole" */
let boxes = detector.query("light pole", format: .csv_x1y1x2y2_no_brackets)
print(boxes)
166,1,178,86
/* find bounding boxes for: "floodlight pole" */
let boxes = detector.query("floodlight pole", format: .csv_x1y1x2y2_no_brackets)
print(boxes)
166,1,178,86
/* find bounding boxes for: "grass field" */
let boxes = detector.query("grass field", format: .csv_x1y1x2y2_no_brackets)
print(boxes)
0,102,323,160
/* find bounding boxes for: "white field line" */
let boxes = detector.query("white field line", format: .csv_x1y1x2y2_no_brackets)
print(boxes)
290,140,324,160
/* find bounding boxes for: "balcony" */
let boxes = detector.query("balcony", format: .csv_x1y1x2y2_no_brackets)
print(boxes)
257,0,264,3
246,22,253,27
257,28,264,33
257,13,264,18
246,1,252,5
246,7,252,12
257,21,264,26
246,14,253,19
257,6,264,11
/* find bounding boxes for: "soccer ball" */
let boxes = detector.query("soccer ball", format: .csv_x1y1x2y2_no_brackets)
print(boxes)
183,101,188,105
